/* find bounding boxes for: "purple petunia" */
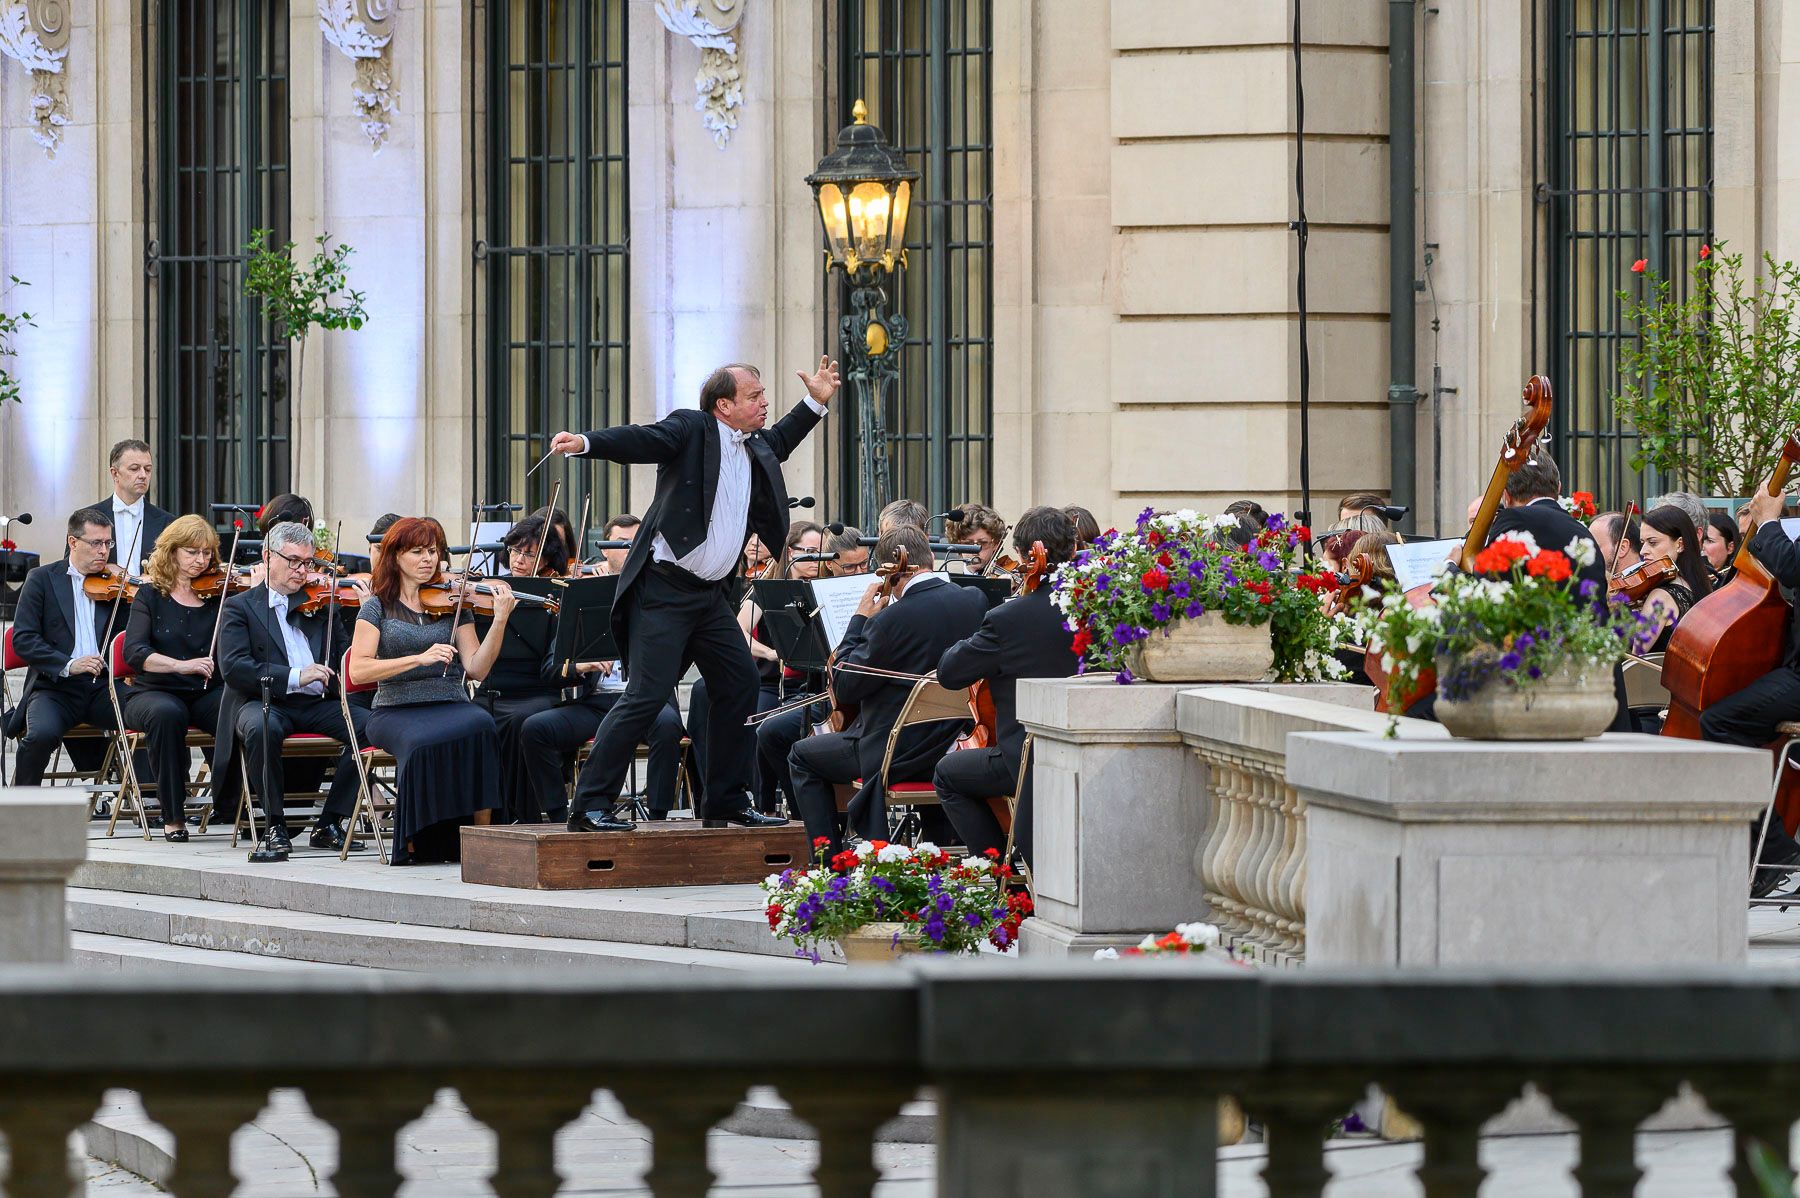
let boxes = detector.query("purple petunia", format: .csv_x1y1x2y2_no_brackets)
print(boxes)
1498,652,1522,671
1185,602,1205,619
1116,666,1135,684
1095,573,1113,592
1256,550,1281,570
1170,580,1191,599
1150,602,1172,622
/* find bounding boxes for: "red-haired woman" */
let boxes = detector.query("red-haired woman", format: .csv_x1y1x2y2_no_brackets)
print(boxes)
348,517,516,864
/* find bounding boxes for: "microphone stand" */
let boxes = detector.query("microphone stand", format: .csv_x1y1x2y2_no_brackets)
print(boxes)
259,674,277,846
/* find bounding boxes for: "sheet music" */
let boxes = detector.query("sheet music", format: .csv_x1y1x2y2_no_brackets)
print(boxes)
809,573,877,649
1386,538,1459,592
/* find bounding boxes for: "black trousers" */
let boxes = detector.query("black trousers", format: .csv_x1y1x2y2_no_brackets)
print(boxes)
235,694,369,829
121,685,225,824
935,746,1025,862
757,695,828,816
521,692,686,819
1700,665,1800,865
788,730,869,851
572,565,758,819
13,680,119,786
690,677,789,812
480,691,562,823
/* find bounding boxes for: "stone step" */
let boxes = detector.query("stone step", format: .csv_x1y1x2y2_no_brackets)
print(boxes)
71,932,369,976
74,827,813,961
67,890,817,973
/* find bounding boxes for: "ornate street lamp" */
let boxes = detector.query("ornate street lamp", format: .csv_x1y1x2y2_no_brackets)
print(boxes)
807,99,918,529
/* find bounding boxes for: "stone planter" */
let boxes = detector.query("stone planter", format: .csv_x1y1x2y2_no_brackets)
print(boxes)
1125,614,1274,683
836,923,925,965
1434,658,1617,741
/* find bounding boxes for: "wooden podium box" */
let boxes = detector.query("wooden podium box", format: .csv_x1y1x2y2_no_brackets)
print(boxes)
460,823,814,890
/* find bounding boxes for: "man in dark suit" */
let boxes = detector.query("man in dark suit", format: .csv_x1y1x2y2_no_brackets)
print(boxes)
95,439,173,573
216,521,369,863
787,525,988,851
1699,484,1800,893
545,357,839,832
5,508,123,785
934,506,1083,864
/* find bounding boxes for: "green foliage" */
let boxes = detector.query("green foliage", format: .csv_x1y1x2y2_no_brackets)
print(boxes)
242,229,368,342
1748,1138,1796,1198
1615,245,1800,495
0,276,36,406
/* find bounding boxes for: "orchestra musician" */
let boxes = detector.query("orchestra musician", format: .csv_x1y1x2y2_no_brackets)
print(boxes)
122,516,228,839
4,508,123,786
879,499,928,535
824,524,871,573
349,517,514,863
1698,485,1800,890
1591,512,1638,574
787,525,987,852
473,515,573,822
515,514,689,824
544,357,840,833
217,521,369,863
946,504,1006,571
933,506,1082,864
1704,510,1741,587
96,440,172,573
1064,506,1100,550
1633,506,1712,652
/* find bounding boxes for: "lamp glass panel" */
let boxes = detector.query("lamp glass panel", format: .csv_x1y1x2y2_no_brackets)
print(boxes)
849,181,893,260
887,179,912,255
816,183,851,261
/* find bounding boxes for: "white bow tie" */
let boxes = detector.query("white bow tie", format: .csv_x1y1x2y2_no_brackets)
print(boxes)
728,428,753,447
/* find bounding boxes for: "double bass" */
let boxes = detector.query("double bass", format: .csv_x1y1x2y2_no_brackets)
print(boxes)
1663,431,1800,753
1364,375,1555,713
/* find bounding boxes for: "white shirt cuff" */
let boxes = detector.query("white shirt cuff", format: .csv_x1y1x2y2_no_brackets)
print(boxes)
60,661,72,678
287,666,304,692
576,434,590,454
802,397,829,418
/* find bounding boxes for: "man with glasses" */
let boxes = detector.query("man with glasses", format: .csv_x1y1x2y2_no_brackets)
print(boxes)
216,521,370,863
4,508,123,786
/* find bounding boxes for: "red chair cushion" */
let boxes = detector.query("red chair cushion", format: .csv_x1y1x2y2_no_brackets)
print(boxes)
109,632,132,680
2,627,22,672
886,782,937,795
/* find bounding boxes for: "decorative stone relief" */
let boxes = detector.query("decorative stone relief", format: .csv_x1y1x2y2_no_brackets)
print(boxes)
0,0,71,157
318,0,396,152
655,0,746,149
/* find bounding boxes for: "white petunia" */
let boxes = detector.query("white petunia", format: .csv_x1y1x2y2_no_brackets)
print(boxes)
855,841,878,860
763,873,783,888
913,841,941,856
875,843,912,863
964,856,993,872
1093,947,1121,960
1565,537,1597,567
1175,922,1221,947
1209,514,1239,531
1174,508,1200,525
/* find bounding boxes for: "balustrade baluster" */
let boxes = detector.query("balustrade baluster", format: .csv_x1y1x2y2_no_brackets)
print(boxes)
140,1080,270,1198
1246,1085,1349,1198
1687,1075,1796,1198
1234,766,1276,950
613,1079,744,1198
1384,1074,1520,1198
0,1084,98,1198
1213,760,1254,939
1196,748,1236,927
1282,791,1309,956
460,1077,594,1198
1542,1074,1669,1198
306,1079,435,1198
783,1082,914,1198
1259,769,1299,952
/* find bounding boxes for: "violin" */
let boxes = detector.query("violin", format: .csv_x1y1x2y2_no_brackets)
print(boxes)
1016,541,1051,595
295,577,368,616
1608,555,1678,606
823,547,913,733
82,564,148,605
1323,553,1376,620
190,564,256,601
417,576,559,617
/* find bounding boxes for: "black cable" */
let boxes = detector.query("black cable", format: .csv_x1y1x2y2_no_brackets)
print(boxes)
1292,0,1312,533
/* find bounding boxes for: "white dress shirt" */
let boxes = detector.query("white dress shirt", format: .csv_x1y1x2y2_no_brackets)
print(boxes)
575,398,828,584
111,495,146,572
268,588,325,696
61,565,101,675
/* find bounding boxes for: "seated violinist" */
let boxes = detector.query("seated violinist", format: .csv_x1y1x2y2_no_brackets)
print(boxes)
1704,510,1741,587
1590,511,1638,575
787,525,986,852
824,524,872,574
1629,507,1712,652
933,506,1082,865
1063,505,1100,550
4,508,123,786
122,516,230,839
946,503,1007,571
1698,486,1800,893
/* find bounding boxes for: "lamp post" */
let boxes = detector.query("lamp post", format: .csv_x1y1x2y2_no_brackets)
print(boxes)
807,99,918,530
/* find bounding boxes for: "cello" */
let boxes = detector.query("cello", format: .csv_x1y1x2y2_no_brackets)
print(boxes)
1364,375,1555,713
1663,431,1800,755
959,541,1050,751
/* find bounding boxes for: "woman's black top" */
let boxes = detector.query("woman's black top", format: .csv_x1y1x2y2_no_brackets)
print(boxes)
124,586,218,693
1648,580,1697,654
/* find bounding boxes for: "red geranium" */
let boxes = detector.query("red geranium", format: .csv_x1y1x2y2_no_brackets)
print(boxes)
766,903,784,929
1568,491,1597,520
1472,546,1513,575
1140,567,1170,592
1292,525,1311,542
1525,550,1572,582
1156,551,1173,569
1070,626,1093,655
1146,530,1163,547
0,539,14,553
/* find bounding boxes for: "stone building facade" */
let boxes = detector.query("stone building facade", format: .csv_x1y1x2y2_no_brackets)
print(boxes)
0,0,1771,560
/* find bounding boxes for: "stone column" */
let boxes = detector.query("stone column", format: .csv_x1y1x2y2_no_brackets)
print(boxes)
1289,732,1769,967
0,788,88,963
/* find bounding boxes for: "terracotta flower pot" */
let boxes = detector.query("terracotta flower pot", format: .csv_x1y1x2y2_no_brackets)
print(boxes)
1435,658,1617,741
1125,613,1274,683
836,922,925,965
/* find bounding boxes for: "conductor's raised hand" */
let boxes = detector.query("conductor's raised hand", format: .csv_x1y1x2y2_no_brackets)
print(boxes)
549,431,587,457
797,356,841,406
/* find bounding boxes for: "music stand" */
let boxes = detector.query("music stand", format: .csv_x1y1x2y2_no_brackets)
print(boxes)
752,579,832,672
948,574,1012,611
552,575,618,669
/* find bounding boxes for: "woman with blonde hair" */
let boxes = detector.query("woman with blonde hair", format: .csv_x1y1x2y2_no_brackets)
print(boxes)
123,515,227,840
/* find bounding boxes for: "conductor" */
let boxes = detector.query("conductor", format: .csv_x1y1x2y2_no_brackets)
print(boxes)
547,356,840,832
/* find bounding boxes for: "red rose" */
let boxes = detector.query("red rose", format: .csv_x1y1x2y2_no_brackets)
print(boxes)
1140,568,1170,592
1631,258,1648,273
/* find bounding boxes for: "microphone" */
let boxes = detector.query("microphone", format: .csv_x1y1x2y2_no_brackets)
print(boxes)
930,508,966,524
827,522,846,536
211,502,261,515
1372,504,1409,524
0,512,30,528
788,496,816,510
471,502,524,514
790,551,839,564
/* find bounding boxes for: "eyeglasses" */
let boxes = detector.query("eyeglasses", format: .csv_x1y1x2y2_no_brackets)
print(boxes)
73,536,116,550
270,548,312,570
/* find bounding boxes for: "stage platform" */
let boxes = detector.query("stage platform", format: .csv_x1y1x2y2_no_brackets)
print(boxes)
69,822,826,974
461,821,813,890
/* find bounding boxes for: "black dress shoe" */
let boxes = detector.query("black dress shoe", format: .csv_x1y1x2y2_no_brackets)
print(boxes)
567,810,636,833
90,799,112,821
308,821,363,853
248,831,289,864
162,825,189,843
702,809,789,829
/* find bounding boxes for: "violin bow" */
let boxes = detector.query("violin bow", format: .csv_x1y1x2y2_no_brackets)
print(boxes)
323,521,344,689
99,518,146,660
571,492,592,575
1604,501,1639,585
203,520,245,688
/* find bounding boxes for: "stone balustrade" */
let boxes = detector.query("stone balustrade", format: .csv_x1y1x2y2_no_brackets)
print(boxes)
3,966,1800,1195
0,787,87,964
1176,687,1443,965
